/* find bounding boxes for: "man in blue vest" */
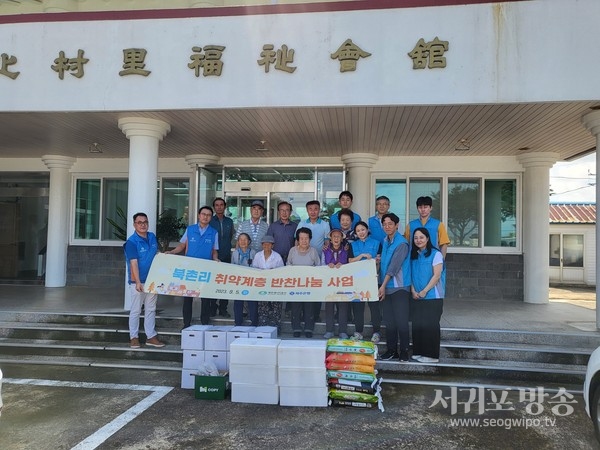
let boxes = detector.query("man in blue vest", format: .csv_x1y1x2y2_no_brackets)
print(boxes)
167,206,219,327
209,197,234,318
368,195,391,243
124,212,165,348
378,213,411,361
404,196,450,258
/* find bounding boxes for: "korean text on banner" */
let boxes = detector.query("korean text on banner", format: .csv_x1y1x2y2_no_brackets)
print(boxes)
145,253,378,303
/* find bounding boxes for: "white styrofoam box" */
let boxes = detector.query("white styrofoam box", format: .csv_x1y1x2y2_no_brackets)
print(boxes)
181,368,198,389
248,326,278,339
231,383,279,405
278,366,326,387
230,338,281,366
181,325,214,350
205,326,234,351
229,363,278,385
226,326,256,349
205,351,229,371
277,340,327,368
279,386,328,407
182,350,205,370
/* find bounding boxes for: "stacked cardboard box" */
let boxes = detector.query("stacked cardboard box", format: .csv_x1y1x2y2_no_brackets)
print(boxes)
230,338,281,405
203,325,234,372
278,340,328,407
181,324,214,389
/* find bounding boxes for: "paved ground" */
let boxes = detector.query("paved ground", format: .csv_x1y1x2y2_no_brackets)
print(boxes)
0,285,598,449
0,365,598,450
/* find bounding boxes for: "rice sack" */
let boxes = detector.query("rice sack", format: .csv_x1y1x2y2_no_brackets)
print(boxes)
326,338,377,355
326,353,376,367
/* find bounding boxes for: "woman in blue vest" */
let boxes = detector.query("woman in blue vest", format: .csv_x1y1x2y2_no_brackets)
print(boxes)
231,233,257,326
378,213,411,361
410,227,445,363
349,221,382,342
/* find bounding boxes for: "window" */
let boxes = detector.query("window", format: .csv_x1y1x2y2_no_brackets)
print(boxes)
484,179,516,247
375,180,406,221
408,179,441,224
161,178,190,224
102,179,128,240
73,176,191,243
447,179,480,248
74,179,100,240
374,175,519,252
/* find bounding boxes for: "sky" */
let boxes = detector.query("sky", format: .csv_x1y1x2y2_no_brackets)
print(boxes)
549,152,596,204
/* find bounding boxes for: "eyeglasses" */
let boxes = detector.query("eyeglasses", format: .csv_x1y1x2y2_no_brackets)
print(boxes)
135,221,149,225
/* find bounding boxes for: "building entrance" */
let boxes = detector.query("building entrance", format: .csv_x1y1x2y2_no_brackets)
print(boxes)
220,166,344,226
0,172,49,283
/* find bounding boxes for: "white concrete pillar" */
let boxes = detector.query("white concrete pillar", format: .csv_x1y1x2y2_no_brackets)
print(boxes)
119,117,170,310
581,110,600,328
517,152,559,304
42,155,75,287
341,153,378,220
118,117,171,237
185,154,220,223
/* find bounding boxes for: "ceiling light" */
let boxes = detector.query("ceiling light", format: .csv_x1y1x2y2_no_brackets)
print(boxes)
455,138,470,151
256,140,269,152
88,142,103,153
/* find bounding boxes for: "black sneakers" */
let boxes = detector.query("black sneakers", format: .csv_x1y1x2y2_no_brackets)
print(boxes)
399,350,410,362
379,350,400,361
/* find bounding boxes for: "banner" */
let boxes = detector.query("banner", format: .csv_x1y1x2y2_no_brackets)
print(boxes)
145,253,378,302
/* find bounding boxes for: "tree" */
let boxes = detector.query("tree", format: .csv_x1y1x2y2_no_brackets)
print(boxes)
446,185,479,246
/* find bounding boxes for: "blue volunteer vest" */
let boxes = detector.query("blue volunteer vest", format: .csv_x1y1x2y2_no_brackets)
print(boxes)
408,217,441,248
351,237,380,260
380,232,410,289
185,224,217,260
410,248,446,299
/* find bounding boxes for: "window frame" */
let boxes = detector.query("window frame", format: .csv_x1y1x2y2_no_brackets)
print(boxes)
71,174,192,246
372,172,521,254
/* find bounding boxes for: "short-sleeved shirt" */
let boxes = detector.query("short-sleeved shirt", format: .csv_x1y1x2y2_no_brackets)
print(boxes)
266,220,298,262
302,218,330,254
236,219,269,253
124,231,159,284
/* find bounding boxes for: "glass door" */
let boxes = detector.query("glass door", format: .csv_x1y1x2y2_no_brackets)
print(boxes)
549,233,584,283
224,193,270,230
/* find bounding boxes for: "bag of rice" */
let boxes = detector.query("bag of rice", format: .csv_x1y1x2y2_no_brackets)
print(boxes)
328,378,382,395
326,338,377,355
326,353,376,366
326,362,376,374
326,370,377,383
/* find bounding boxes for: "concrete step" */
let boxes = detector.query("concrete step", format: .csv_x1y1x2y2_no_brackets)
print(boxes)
441,328,600,348
0,311,594,391
440,340,593,365
0,322,183,345
0,337,183,362
0,354,182,371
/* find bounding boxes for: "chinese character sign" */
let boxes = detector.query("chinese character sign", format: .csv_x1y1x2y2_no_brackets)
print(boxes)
408,37,449,69
145,253,378,302
331,39,371,73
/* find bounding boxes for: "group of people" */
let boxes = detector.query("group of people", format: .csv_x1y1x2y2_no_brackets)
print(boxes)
123,192,450,364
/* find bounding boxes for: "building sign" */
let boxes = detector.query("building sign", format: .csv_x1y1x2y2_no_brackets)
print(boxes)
0,37,449,80
408,37,449,69
145,253,378,303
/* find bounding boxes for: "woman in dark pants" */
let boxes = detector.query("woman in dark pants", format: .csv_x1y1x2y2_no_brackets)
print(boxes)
410,227,445,363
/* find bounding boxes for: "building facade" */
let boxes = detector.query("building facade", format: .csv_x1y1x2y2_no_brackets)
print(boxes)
1,0,599,305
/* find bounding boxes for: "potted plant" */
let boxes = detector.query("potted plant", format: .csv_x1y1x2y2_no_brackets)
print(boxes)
156,211,186,252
